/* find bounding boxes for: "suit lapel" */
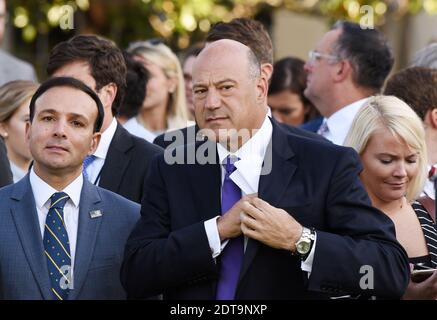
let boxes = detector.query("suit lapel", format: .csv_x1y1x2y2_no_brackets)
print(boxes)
10,176,53,299
190,140,222,222
99,124,132,191
69,180,103,300
239,119,297,284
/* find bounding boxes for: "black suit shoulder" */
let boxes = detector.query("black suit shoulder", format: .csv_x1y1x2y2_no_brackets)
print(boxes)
279,122,328,142
99,124,163,203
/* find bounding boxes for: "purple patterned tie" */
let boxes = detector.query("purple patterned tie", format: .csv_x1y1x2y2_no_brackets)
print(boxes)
216,155,244,300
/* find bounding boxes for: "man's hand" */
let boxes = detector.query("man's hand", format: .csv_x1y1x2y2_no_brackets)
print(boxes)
240,197,303,252
217,194,257,241
403,269,437,300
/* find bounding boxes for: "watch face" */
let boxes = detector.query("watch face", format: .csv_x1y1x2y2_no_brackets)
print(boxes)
297,241,311,254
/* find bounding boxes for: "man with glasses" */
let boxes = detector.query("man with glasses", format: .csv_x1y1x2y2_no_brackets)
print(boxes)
302,21,393,145
0,0,37,86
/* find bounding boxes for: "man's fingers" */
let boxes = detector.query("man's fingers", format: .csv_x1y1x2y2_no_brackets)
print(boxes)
240,212,258,230
251,197,273,213
241,221,258,240
241,200,263,219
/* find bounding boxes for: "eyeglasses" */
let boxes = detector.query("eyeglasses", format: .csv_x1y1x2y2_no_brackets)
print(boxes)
308,50,339,64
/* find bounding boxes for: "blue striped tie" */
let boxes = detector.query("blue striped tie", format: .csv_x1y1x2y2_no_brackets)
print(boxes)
43,192,72,300
82,155,96,181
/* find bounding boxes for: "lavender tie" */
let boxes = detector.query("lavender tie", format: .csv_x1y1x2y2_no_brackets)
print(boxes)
216,155,244,300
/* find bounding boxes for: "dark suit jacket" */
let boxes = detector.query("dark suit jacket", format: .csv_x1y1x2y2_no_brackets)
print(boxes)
99,124,163,203
0,138,12,187
0,175,140,299
122,118,409,300
300,117,323,133
153,121,327,150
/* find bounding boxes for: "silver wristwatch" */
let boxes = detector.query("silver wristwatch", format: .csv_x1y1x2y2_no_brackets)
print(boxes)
295,227,316,259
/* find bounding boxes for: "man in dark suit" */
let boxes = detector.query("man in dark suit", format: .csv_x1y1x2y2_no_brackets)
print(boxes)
122,39,410,299
0,77,139,299
154,18,323,150
0,137,12,187
47,35,162,203
302,21,393,144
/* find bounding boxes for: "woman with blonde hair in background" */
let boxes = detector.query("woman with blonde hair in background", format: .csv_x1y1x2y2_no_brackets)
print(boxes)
344,95,437,299
0,80,38,182
125,40,190,142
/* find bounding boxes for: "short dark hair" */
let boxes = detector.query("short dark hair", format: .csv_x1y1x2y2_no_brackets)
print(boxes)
182,42,204,65
384,67,437,120
206,18,273,65
332,21,393,91
269,57,319,122
29,77,104,132
47,34,127,116
118,51,149,120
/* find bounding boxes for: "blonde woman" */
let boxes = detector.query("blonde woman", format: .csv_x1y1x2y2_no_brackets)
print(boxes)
0,80,38,182
344,95,437,299
126,40,191,142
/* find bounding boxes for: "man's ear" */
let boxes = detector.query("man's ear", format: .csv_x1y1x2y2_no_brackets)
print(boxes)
256,73,268,103
261,63,273,83
99,83,117,109
89,132,101,155
332,59,352,83
429,108,437,128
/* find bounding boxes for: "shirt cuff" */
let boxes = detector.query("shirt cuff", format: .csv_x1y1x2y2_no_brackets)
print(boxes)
301,232,317,274
204,216,229,258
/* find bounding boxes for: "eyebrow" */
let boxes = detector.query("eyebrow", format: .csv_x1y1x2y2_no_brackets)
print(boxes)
38,109,89,121
193,78,237,88
377,152,418,157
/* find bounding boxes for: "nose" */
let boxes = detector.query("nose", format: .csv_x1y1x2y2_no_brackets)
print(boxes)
393,161,407,178
52,119,67,138
204,88,220,110
304,61,312,73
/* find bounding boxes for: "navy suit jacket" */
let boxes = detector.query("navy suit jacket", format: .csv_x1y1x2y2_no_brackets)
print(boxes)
122,118,409,300
154,122,326,150
0,175,140,300
99,124,163,203
300,117,323,133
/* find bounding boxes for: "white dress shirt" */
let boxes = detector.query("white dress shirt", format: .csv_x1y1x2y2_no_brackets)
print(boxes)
30,168,82,280
10,161,27,183
84,117,118,185
322,98,369,145
123,117,157,143
204,114,316,272
422,164,436,200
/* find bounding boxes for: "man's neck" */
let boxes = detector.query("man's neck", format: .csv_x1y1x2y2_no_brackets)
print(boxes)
320,86,374,118
101,111,114,133
425,128,437,164
33,164,81,191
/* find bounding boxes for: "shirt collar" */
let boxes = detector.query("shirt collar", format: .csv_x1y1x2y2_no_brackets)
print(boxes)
217,113,273,164
94,117,118,160
216,114,273,194
29,167,83,209
325,97,369,145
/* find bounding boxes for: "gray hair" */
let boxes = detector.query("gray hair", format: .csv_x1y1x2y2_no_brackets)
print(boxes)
247,48,261,80
411,43,437,69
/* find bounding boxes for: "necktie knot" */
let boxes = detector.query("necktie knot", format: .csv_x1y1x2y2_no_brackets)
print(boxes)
224,155,239,176
50,192,69,210
317,120,329,137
